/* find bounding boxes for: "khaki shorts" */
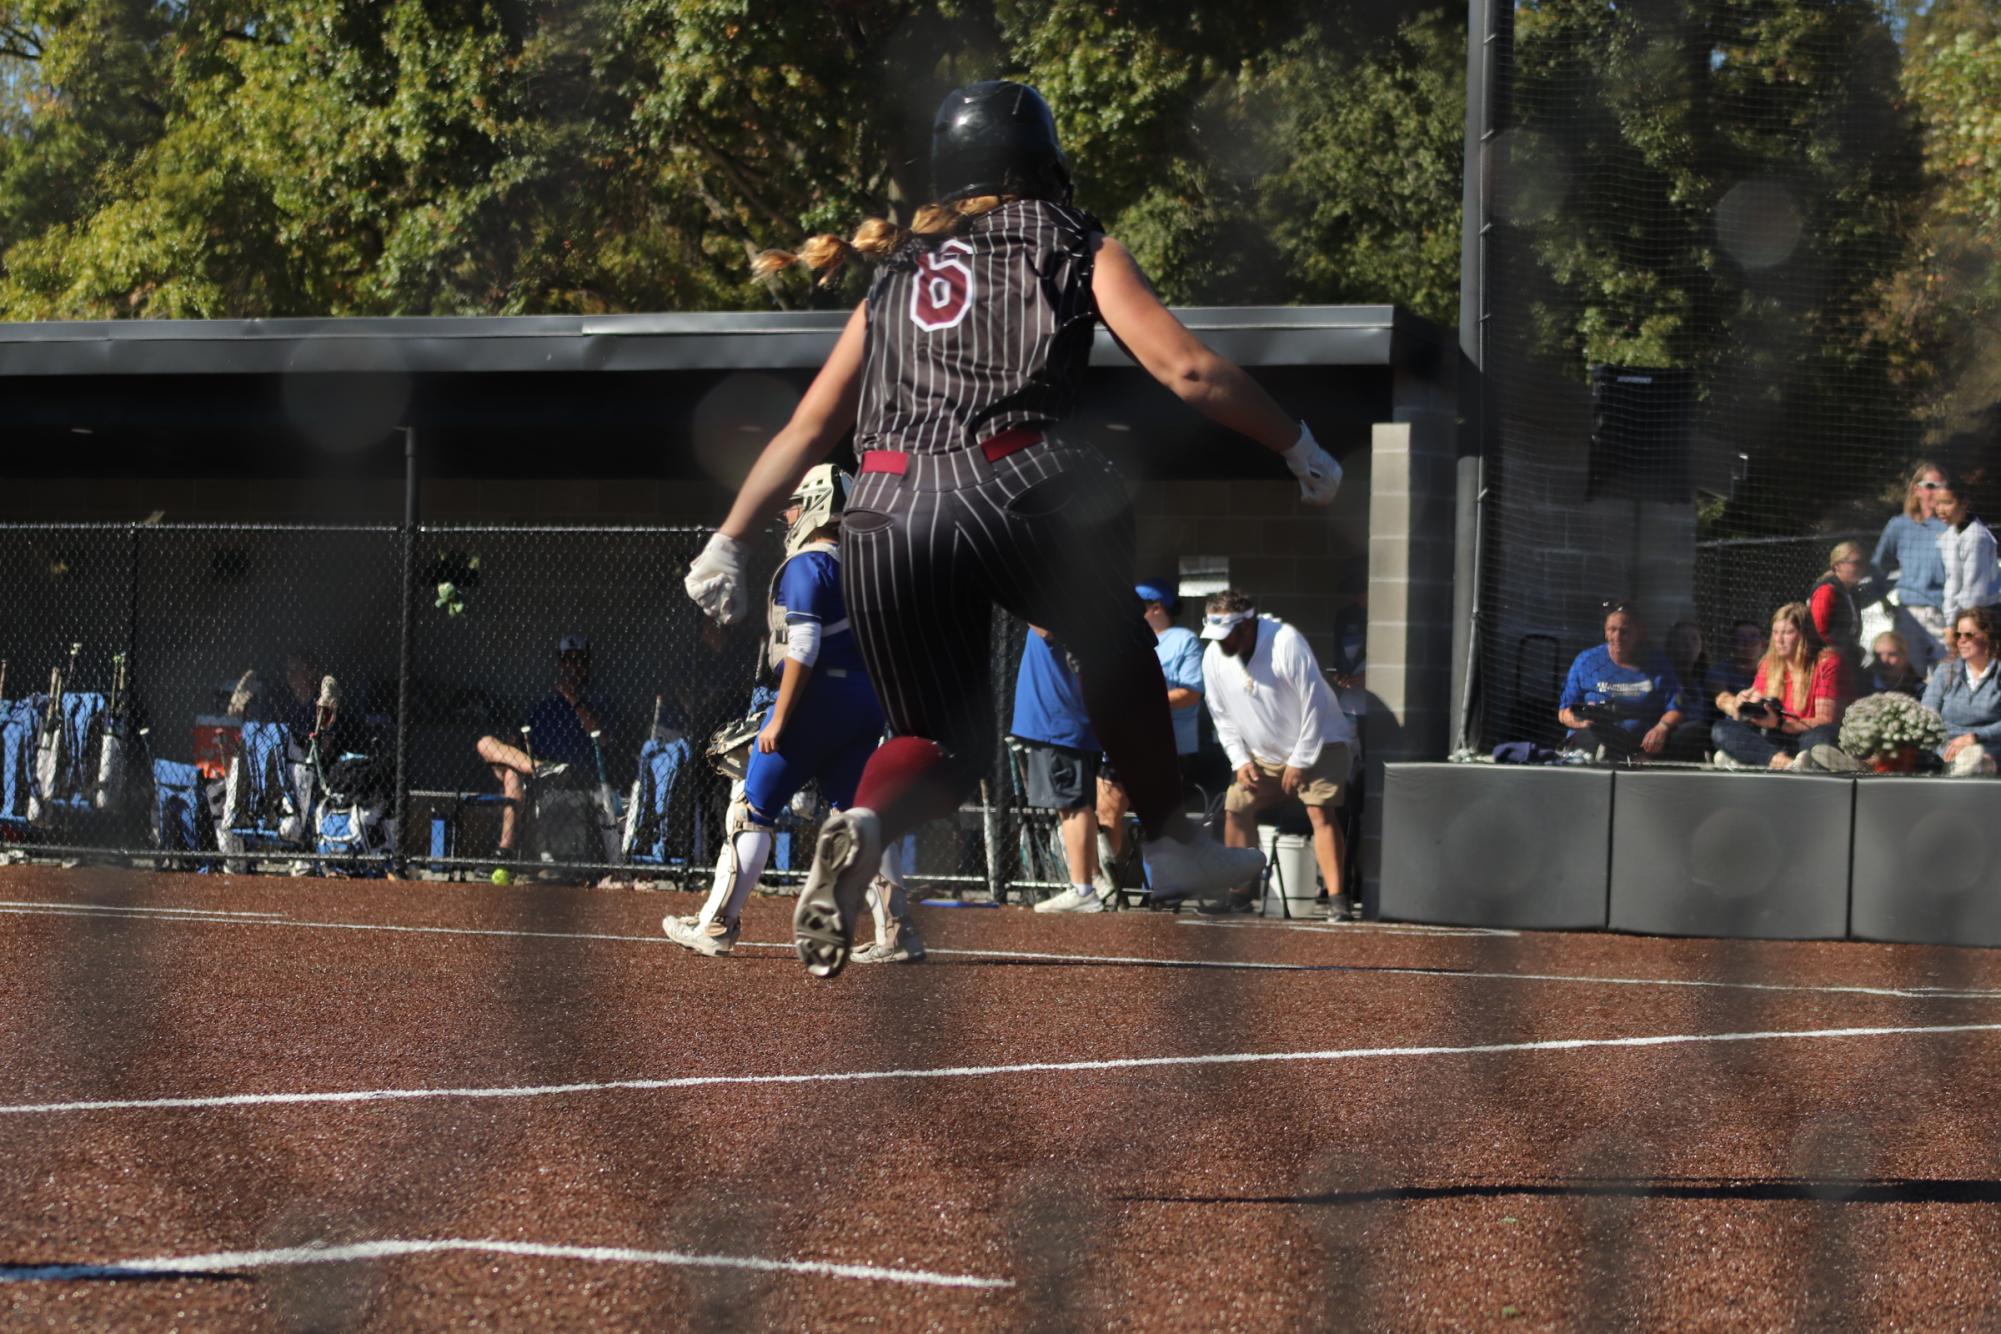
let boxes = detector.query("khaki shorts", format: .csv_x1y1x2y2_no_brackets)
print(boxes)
1224,744,1352,814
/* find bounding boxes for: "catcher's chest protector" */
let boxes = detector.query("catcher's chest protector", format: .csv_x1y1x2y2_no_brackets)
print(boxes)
766,542,840,673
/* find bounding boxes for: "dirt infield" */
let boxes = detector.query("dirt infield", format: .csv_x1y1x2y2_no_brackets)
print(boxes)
5,863,2001,1328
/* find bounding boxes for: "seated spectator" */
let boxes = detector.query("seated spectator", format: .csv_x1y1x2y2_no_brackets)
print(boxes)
1704,620,1765,703
1711,602,1847,770
1922,606,2001,777
1866,631,1924,699
474,634,613,863
273,649,369,758
1809,540,1868,683
1012,626,1109,914
1556,602,1690,762
1874,460,1950,673
1937,480,2001,621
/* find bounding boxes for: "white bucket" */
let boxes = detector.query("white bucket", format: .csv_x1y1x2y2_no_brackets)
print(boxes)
1259,826,1319,917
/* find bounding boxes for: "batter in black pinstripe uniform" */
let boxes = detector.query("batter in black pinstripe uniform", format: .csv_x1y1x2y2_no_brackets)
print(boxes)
686,81,1345,978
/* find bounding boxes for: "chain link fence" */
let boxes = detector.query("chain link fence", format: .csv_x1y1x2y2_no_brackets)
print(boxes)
0,520,1107,902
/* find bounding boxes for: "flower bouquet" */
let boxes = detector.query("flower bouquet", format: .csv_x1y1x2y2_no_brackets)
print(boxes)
1837,692,1947,772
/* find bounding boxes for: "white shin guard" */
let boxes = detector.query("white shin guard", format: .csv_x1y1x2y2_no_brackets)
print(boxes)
697,802,775,928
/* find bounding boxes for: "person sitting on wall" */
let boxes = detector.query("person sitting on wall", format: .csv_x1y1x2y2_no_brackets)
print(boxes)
1556,601,1690,762
1922,605,2001,777
1711,602,1848,771
1705,620,1766,703
474,634,612,863
1866,631,1924,700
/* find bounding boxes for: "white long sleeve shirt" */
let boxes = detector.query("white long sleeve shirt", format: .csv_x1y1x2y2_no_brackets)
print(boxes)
1202,616,1355,770
1940,517,2001,617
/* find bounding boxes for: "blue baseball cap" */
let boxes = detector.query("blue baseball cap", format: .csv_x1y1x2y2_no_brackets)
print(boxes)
1134,580,1179,614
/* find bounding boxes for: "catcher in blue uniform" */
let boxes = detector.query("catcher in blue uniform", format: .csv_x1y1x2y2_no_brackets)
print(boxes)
666,464,921,963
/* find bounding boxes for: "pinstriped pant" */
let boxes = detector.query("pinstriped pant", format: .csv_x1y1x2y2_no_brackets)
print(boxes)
841,441,1182,827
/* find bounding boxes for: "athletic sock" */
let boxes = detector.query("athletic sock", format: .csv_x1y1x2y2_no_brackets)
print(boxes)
1076,643,1183,834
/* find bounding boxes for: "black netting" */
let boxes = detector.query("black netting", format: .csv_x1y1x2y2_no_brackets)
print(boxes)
1473,1,1985,752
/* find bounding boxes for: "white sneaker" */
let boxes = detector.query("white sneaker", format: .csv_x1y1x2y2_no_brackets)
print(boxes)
853,916,927,964
793,808,881,979
1034,886,1104,914
663,913,739,957
1142,825,1265,901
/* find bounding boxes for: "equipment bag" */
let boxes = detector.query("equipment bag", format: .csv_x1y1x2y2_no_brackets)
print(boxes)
621,734,693,865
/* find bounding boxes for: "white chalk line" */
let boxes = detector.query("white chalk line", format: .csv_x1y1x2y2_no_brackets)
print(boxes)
1175,917,1521,939
6,1021,2000,1119
5,898,2000,1001
0,899,286,919
0,1236,1010,1291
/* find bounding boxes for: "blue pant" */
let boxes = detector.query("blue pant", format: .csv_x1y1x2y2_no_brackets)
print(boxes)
1712,717,1839,767
742,671,885,825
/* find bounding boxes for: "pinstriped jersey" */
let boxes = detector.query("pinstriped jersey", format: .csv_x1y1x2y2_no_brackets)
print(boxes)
855,199,1101,457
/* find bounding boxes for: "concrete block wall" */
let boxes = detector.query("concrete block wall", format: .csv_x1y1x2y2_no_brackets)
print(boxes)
1359,410,1460,904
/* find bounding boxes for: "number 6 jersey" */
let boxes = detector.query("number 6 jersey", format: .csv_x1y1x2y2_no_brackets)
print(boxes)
854,199,1102,457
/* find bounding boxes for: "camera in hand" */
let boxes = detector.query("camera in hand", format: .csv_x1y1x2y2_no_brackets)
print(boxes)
1743,696,1781,725
1576,700,1627,725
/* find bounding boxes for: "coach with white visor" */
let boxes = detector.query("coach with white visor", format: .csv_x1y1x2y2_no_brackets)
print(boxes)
1199,589,1357,916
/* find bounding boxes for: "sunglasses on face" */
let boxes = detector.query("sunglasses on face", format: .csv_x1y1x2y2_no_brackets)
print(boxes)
1956,631,1988,641
1917,481,1944,490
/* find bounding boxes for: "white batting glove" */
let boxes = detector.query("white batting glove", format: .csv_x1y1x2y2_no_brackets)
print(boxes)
685,531,750,625
1282,422,1342,506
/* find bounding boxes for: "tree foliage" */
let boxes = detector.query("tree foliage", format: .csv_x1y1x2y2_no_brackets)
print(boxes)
0,0,1465,321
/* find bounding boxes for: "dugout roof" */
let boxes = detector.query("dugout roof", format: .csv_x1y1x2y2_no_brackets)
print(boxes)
0,306,1447,481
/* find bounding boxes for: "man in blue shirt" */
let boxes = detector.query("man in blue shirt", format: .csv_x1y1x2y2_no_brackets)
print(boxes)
1557,603,1687,761
1098,581,1205,875
1012,627,1108,914
475,634,613,860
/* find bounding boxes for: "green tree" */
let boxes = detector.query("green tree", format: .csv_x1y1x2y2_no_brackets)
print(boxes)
0,0,1465,320
1499,0,1930,535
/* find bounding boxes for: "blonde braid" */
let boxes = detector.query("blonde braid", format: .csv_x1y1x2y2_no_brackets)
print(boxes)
753,196,1017,285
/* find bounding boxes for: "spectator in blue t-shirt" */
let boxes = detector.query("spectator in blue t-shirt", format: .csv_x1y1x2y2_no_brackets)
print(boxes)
1011,627,1108,914
1097,580,1207,876
1557,602,1688,761
475,633,613,860
1873,460,1951,673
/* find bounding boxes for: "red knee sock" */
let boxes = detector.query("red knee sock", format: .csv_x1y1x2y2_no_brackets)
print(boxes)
852,736,967,841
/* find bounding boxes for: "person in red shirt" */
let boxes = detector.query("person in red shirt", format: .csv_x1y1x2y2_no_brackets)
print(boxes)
1711,602,1849,770
1808,539,1867,686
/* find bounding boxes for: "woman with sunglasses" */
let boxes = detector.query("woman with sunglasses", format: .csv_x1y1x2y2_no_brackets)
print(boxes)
1922,606,2001,776
1872,461,1950,670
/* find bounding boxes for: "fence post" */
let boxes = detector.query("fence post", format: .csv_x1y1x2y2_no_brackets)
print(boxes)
392,426,419,877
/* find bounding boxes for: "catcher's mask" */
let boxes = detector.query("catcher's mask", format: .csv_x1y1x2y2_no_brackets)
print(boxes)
786,463,852,555
931,80,1071,205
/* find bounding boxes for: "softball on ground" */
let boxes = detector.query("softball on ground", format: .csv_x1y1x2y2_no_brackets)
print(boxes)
490,867,513,886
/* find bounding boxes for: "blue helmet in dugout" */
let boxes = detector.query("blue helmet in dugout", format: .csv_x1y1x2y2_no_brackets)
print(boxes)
931,81,1071,204
786,463,853,554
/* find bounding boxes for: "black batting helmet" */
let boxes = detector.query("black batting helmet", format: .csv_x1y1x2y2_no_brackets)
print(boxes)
930,81,1070,204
